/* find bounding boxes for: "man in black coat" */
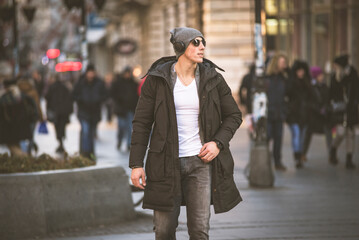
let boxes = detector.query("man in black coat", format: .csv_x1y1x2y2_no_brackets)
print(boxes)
45,74,73,153
129,27,242,240
238,63,255,114
329,54,359,169
73,64,106,160
111,66,138,151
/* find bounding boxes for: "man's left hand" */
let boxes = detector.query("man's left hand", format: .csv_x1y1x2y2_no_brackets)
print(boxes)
198,141,220,163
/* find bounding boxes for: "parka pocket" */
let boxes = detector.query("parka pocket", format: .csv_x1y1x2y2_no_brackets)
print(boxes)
216,148,234,178
145,140,166,182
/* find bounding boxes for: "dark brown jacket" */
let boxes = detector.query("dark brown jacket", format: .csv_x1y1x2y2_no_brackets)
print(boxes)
129,56,242,214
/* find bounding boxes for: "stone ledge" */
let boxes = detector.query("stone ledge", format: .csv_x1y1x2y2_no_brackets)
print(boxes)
0,166,135,240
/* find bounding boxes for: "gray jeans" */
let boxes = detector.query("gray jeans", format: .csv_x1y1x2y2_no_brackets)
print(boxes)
153,155,211,240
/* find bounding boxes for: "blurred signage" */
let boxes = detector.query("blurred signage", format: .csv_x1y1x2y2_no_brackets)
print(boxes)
46,49,60,59
55,61,82,72
88,12,108,29
114,39,137,55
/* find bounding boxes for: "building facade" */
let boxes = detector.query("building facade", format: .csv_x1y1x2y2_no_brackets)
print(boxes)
264,0,359,72
100,0,255,90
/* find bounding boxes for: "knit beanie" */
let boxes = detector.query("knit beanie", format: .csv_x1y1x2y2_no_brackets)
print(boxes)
170,27,204,59
310,66,323,79
334,54,349,68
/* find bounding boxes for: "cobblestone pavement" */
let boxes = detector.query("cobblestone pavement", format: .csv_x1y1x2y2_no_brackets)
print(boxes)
3,113,357,240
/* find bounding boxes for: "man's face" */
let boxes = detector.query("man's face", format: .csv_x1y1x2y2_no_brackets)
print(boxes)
86,70,95,81
124,71,132,79
182,37,205,63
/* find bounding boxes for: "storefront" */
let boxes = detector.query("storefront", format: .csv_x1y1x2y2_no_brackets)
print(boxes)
263,0,359,72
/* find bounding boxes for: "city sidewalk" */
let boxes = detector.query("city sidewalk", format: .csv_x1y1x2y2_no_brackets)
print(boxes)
2,114,358,240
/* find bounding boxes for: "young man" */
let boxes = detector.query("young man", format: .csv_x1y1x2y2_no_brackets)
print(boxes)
111,66,138,151
130,27,242,239
73,64,106,160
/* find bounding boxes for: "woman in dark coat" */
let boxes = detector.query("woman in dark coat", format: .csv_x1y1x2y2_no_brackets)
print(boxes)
286,60,313,168
45,74,73,153
0,79,37,156
329,54,359,169
265,53,290,171
302,66,331,160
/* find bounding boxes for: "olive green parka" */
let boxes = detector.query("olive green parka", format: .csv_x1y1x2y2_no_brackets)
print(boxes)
129,56,242,214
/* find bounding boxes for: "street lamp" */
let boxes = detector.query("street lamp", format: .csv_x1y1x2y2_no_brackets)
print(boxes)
247,0,274,188
62,0,106,72
0,0,37,77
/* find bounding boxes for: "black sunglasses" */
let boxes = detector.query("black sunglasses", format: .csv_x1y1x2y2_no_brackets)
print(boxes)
191,38,206,47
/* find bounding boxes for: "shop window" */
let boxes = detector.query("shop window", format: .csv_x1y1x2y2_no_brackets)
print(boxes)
313,13,330,67
312,0,331,7
279,0,288,12
288,16,301,61
334,0,348,6
279,18,288,52
334,9,348,55
266,18,278,35
266,0,278,16
288,0,302,11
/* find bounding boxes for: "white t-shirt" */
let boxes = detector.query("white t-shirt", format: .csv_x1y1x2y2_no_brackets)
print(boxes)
173,77,203,157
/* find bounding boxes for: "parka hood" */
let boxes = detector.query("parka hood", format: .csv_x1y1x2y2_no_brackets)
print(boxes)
143,56,225,84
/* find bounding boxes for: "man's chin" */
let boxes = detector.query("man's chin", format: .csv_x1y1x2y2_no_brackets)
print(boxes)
196,58,204,63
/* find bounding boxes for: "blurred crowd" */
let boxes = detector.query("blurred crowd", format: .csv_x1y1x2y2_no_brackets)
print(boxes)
239,53,359,170
1,54,357,169
0,65,139,161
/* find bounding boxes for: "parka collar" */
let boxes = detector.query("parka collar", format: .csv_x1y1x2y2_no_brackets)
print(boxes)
144,56,224,92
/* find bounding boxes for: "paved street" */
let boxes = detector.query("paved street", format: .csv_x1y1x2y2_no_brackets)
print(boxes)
2,112,358,240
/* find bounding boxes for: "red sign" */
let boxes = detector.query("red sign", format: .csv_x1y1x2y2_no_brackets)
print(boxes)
46,49,60,59
55,62,82,72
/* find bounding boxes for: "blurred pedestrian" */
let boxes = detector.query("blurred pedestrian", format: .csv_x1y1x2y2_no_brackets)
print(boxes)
302,66,332,160
32,70,44,98
0,79,37,156
111,66,138,151
265,53,290,171
104,73,114,123
130,27,242,239
17,76,44,155
45,74,73,153
138,75,147,96
286,60,313,168
238,63,255,114
73,64,106,161
329,54,359,169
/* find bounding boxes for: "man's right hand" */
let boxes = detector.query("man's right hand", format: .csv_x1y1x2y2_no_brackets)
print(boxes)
131,168,146,190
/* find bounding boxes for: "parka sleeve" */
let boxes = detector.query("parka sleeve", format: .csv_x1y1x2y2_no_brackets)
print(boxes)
213,75,243,148
129,76,156,168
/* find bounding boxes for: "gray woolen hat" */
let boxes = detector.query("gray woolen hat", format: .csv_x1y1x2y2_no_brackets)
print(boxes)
170,27,204,59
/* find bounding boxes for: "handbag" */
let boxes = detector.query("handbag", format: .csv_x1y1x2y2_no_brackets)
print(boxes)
46,109,56,123
38,121,49,134
331,101,346,113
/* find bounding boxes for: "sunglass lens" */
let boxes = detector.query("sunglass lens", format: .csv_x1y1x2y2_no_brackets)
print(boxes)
192,39,206,47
